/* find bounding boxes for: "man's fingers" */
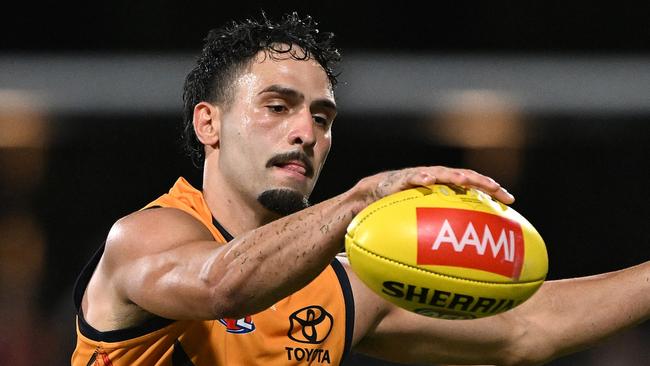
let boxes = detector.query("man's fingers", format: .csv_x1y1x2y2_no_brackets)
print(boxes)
418,167,515,205
371,166,515,205
455,168,515,204
406,171,437,187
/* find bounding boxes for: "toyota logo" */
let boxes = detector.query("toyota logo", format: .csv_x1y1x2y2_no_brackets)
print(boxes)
287,305,333,344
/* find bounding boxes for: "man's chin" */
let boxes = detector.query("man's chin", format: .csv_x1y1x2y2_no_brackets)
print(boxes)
257,188,310,216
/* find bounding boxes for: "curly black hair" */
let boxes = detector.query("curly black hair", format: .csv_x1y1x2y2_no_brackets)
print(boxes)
181,11,341,166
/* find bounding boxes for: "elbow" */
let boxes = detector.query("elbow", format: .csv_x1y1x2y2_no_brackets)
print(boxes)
201,250,274,319
205,279,252,319
204,269,261,319
208,292,243,319
497,317,556,366
200,252,250,319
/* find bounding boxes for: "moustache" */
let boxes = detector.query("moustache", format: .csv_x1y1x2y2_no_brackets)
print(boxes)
266,151,315,178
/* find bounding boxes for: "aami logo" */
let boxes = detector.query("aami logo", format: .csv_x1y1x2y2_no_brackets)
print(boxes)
416,208,524,279
219,316,255,334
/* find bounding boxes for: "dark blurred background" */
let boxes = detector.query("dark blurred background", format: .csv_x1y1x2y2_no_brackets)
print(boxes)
1,2,648,365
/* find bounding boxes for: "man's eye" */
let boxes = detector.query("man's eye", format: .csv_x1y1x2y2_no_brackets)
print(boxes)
313,115,328,126
267,105,287,113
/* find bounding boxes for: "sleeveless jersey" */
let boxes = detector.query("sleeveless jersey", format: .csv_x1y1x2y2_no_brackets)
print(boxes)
71,177,354,366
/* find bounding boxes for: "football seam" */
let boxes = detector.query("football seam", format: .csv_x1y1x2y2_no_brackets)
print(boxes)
348,238,546,285
354,194,422,227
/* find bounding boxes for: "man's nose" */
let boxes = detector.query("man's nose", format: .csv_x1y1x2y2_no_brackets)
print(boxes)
287,108,316,147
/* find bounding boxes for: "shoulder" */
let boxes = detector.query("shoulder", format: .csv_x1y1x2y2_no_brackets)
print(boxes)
82,207,217,328
103,207,214,266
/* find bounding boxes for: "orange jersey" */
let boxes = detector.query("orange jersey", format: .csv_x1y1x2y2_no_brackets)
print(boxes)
72,177,354,366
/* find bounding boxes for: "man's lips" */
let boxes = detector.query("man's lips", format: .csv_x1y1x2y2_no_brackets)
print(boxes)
266,152,314,178
275,161,308,176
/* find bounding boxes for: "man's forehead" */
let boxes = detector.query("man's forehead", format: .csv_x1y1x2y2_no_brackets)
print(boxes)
250,49,326,77
236,50,334,98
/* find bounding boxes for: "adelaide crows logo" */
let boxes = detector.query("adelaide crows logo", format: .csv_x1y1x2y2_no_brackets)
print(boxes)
219,316,255,334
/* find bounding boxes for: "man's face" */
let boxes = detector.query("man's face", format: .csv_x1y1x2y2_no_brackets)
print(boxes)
217,48,336,215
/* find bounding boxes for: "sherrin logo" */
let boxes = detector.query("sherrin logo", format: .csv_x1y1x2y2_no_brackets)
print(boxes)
416,208,525,279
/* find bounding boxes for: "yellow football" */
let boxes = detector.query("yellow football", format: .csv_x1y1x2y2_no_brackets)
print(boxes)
345,184,548,319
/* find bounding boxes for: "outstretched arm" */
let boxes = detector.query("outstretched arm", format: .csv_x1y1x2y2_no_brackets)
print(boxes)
98,167,510,323
351,260,650,365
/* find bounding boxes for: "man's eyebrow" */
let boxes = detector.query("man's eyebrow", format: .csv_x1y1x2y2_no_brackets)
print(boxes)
259,84,337,113
312,99,337,115
259,85,303,99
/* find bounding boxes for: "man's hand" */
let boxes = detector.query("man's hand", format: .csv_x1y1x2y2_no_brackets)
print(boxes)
350,166,514,215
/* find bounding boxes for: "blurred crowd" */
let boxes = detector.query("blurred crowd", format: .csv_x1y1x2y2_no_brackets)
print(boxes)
0,88,647,366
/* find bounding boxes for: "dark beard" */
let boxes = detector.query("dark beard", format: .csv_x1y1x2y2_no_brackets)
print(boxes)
257,188,310,216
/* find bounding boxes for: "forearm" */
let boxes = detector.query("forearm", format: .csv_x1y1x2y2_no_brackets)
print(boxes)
362,261,650,366
204,189,364,318
506,261,650,365
199,166,512,319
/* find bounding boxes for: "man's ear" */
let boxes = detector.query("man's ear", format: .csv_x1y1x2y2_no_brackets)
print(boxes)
193,101,221,148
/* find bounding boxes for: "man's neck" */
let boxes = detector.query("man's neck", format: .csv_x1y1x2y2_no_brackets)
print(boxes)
201,170,279,238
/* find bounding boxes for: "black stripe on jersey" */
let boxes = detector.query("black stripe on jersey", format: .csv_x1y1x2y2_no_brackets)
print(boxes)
84,350,97,366
172,340,197,366
77,309,174,342
331,257,355,363
212,216,234,242
73,241,107,312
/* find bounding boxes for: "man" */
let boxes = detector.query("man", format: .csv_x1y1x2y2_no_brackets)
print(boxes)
71,12,649,366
